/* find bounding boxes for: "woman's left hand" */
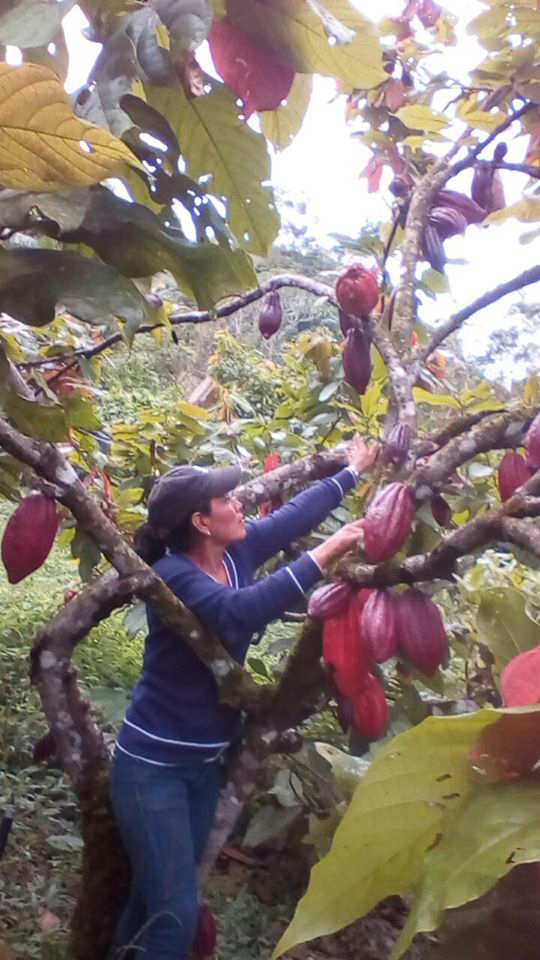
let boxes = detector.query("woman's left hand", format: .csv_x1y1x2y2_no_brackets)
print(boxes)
347,435,380,474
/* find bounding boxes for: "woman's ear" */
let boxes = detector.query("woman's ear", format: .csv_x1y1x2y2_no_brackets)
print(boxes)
191,511,211,537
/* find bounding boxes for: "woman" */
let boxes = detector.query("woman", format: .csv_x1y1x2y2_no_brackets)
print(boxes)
110,437,378,960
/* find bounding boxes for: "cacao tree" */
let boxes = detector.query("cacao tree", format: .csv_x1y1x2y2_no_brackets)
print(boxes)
2,1,540,958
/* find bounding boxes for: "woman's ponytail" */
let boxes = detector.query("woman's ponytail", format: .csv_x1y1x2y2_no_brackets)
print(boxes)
134,522,167,565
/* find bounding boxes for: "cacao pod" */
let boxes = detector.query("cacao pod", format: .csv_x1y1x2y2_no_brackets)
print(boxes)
336,265,379,319
363,482,414,564
360,589,399,663
1,494,58,584
472,162,505,214
322,591,371,697
395,588,448,676
342,327,372,395
431,494,452,527
493,142,507,162
435,190,486,224
351,673,388,740
385,423,412,468
525,412,540,471
500,646,540,707
428,206,467,240
192,903,217,959
422,222,446,273
209,20,294,118
339,309,355,337
308,581,354,621
497,451,531,502
33,732,57,764
258,290,282,339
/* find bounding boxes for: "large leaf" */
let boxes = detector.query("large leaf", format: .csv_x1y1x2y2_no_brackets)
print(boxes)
225,0,386,89
0,63,138,191
430,864,540,960
74,31,139,136
273,709,498,958
0,247,153,328
476,587,540,673
391,775,540,958
60,186,256,310
0,0,73,48
148,79,280,255
262,74,313,151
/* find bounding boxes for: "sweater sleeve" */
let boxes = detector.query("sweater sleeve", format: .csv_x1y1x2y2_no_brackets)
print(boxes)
167,553,322,640
237,466,358,570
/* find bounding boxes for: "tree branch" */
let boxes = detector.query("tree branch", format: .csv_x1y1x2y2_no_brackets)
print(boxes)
419,265,540,361
499,516,540,557
493,161,540,180
416,407,506,457
451,102,535,178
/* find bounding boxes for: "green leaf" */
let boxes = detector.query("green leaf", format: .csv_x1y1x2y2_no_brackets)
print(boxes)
148,79,280,255
226,0,386,89
391,776,540,959
0,186,91,232
476,588,540,673
74,31,139,137
397,104,449,133
413,387,461,408
273,709,498,958
4,392,67,441
0,0,74,48
0,246,153,328
153,0,212,50
262,74,313,151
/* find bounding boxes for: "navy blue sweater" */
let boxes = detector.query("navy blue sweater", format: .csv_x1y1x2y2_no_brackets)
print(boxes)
116,466,357,764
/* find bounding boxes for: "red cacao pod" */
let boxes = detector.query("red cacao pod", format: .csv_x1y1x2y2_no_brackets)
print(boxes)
1,494,58,584
351,673,388,740
431,494,452,527
192,903,217,959
525,412,540,471
209,20,294,118
336,265,379,319
363,482,414,564
339,309,355,337
342,327,372,395
308,581,354,621
360,589,399,663
33,732,57,764
385,423,412,468
500,646,540,707
497,451,531,502
322,591,371,697
395,588,448,676
258,290,282,339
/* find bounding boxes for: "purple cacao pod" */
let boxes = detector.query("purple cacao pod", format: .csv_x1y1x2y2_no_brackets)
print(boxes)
431,494,452,527
339,309,355,337
308,581,354,621
360,589,399,663
497,451,531,502
258,290,282,339
385,423,412,468
525,413,540,471
342,327,372,395
363,482,414,564
395,588,448,676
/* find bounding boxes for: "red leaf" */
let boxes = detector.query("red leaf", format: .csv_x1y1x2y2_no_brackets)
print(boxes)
359,155,384,193
263,452,281,472
209,20,294,118
1,494,58,584
384,78,406,112
501,646,540,707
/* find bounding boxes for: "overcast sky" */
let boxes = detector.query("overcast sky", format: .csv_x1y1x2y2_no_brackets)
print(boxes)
41,3,540,379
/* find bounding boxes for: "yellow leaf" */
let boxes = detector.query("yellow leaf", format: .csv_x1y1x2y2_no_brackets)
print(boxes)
397,104,449,133
262,74,313,152
412,387,461,408
0,63,138,191
486,197,540,224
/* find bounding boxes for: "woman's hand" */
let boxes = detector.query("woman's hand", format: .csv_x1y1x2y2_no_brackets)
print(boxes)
346,435,380,474
310,519,366,570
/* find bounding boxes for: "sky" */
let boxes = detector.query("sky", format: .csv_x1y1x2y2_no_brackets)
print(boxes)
17,1,540,380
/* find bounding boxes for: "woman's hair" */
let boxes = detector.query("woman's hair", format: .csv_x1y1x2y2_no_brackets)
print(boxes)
134,498,212,565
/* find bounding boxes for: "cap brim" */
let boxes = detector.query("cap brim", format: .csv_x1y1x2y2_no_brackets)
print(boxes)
205,465,242,498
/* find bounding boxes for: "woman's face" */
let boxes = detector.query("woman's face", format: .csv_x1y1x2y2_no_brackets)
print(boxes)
194,493,246,545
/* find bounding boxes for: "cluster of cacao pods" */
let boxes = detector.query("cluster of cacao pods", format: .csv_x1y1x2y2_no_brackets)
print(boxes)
421,189,485,274
363,482,415,564
335,265,379,396
1,494,58,584
310,580,448,740
258,289,282,339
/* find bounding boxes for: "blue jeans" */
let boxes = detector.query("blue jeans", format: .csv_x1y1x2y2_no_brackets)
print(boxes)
109,749,222,960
